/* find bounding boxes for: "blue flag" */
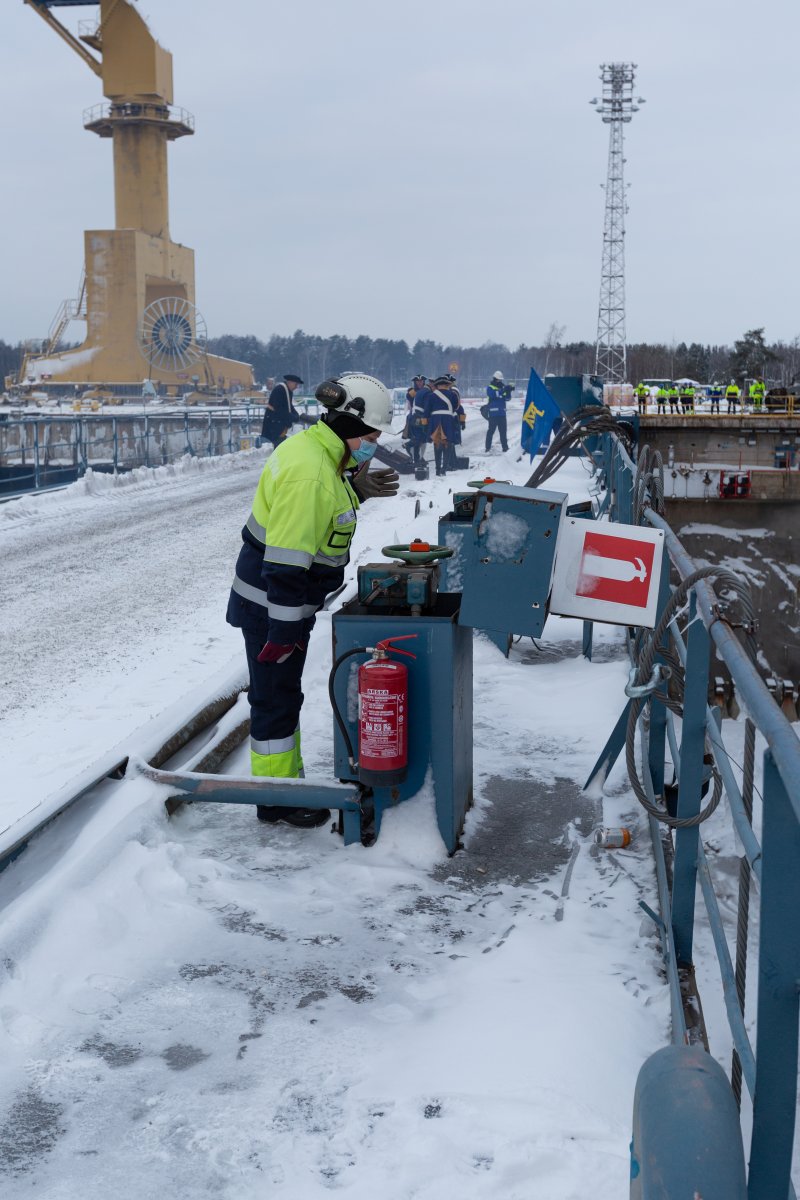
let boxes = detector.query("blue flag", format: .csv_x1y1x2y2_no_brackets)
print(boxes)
520,368,560,461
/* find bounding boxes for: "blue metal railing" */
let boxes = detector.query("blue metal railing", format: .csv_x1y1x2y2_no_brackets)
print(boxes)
594,433,800,1199
0,406,271,496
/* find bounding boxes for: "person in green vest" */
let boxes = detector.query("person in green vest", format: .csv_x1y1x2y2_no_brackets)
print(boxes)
679,383,695,414
750,378,766,412
709,383,723,414
656,384,668,414
726,380,741,413
668,384,680,414
226,374,398,824
634,382,649,414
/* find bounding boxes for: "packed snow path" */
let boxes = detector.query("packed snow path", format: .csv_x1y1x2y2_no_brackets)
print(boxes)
0,423,669,1197
0,453,259,830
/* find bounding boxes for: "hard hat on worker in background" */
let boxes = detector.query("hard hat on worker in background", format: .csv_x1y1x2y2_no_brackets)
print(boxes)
315,373,393,434
492,371,504,381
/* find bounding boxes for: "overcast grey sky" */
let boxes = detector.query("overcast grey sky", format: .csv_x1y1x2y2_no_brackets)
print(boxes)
3,0,799,350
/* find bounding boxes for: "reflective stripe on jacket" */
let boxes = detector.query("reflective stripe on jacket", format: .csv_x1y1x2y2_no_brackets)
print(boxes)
253,420,359,568
486,382,509,414
227,420,359,643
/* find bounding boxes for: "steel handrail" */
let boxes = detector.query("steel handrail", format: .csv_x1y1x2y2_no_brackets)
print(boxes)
603,432,800,1199
643,506,800,822
0,408,269,495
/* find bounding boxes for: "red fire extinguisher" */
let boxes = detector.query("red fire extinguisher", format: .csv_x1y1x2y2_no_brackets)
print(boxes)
358,636,417,787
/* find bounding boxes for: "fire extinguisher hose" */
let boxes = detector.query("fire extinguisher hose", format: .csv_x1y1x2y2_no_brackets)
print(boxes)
328,646,369,771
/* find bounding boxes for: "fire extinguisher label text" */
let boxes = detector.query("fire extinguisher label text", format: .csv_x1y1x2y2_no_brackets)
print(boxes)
358,658,409,776
360,694,403,758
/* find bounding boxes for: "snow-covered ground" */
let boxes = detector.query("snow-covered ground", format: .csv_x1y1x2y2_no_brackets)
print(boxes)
0,451,260,839
0,413,754,1197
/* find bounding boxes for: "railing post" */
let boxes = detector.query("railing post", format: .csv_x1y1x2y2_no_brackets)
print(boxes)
747,750,800,1199
671,593,710,966
647,546,672,799
34,421,41,491
619,459,634,524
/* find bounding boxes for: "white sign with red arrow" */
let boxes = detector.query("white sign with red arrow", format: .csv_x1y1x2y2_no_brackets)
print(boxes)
549,519,665,628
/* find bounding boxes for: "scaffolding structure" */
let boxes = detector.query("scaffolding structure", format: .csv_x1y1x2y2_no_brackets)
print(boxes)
591,63,643,384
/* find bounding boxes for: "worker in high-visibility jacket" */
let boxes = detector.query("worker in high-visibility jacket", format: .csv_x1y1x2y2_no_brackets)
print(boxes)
634,382,649,414
726,380,741,413
656,385,668,414
484,371,512,452
668,384,680,414
750,378,766,412
227,374,399,826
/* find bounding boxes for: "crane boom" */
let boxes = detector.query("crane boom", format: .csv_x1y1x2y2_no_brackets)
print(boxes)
24,0,102,77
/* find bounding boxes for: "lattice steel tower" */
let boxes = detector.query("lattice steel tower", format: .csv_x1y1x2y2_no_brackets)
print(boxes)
591,63,644,383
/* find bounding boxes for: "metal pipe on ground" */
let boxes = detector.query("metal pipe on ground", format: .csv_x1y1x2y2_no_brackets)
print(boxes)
0,679,248,874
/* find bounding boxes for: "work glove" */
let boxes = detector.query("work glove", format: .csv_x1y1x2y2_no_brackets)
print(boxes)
352,463,401,501
257,641,305,664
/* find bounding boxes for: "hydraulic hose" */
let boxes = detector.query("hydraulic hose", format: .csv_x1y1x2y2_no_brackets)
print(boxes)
526,404,634,489
328,646,368,771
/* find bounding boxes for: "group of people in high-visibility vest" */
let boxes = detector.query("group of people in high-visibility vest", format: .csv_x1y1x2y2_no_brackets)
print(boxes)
634,378,767,415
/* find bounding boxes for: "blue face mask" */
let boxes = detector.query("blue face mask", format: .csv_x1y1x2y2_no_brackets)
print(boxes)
351,439,377,465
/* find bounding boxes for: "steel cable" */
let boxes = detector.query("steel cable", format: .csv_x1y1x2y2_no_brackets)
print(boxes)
526,405,633,489
625,565,756,828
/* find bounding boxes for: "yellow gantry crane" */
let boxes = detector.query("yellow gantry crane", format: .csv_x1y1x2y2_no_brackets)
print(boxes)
18,1,253,396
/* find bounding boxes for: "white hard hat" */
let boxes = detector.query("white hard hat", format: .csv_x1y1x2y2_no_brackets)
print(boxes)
315,373,393,434
492,371,504,381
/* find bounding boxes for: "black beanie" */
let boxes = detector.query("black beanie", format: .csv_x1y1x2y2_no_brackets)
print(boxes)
321,410,377,440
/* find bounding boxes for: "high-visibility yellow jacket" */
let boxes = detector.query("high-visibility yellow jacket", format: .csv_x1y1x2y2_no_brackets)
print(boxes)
726,384,741,399
227,420,360,643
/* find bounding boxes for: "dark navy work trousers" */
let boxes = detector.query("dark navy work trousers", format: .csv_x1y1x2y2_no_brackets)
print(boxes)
485,413,508,451
242,629,308,745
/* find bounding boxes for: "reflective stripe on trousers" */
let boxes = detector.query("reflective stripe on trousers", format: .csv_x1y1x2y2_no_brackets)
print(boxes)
250,727,303,779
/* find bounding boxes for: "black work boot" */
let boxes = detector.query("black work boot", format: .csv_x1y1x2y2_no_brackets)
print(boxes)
257,805,331,828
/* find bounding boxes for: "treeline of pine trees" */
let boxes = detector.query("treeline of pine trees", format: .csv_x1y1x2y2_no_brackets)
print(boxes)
208,327,800,390
3,328,797,391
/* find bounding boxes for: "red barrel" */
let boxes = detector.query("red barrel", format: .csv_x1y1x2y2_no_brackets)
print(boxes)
357,656,408,786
